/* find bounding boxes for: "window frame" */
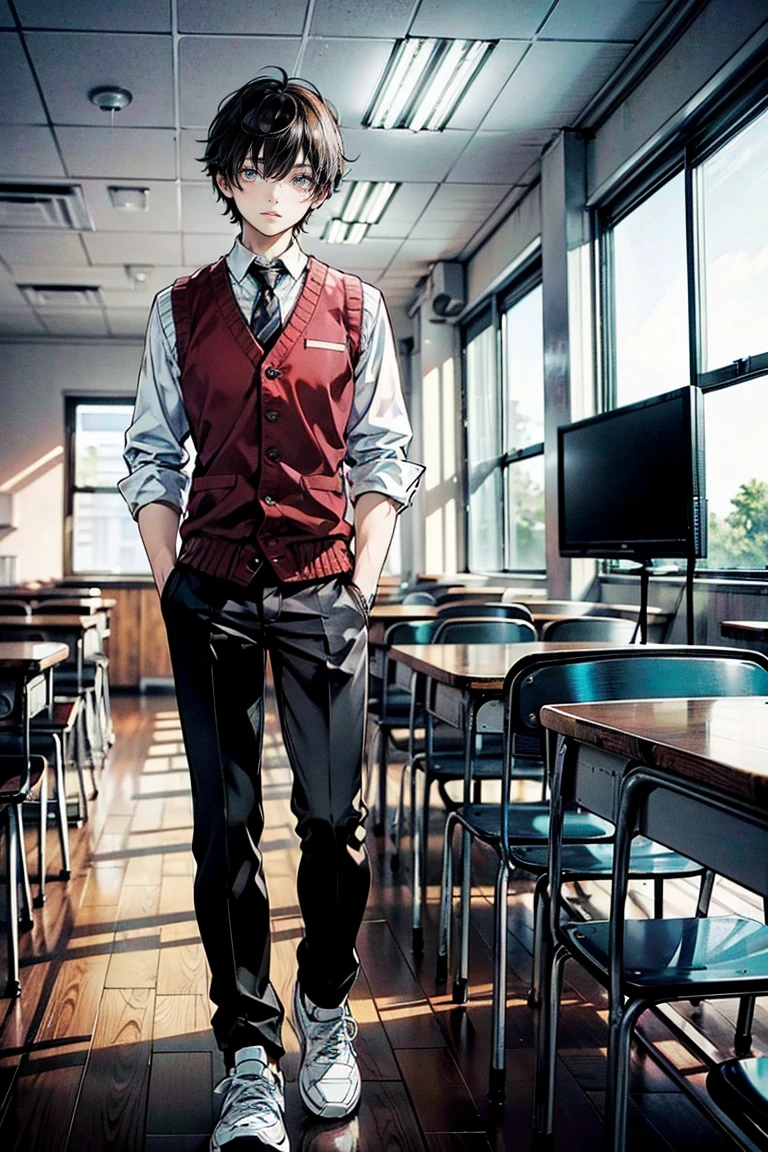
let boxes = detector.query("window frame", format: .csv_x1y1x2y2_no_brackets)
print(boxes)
596,62,768,579
64,393,139,577
461,255,545,575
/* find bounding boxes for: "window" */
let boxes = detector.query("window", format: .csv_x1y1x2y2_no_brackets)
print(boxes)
464,268,545,573
601,91,768,572
66,398,150,575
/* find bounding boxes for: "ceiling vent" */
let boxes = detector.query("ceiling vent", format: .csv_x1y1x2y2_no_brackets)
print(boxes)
20,284,102,309
0,184,93,230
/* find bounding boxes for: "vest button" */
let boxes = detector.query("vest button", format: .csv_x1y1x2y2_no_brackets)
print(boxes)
264,495,276,506
265,410,280,423
265,366,280,379
266,447,280,463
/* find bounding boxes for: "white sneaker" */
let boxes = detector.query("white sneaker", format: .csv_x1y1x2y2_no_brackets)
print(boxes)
293,983,361,1119
211,1045,289,1151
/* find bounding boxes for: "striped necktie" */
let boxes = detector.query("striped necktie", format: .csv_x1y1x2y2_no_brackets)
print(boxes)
249,262,284,349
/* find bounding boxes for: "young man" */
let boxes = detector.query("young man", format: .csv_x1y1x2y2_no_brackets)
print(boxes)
119,73,422,1151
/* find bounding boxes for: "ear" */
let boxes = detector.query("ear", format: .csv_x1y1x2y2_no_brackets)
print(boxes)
216,171,233,197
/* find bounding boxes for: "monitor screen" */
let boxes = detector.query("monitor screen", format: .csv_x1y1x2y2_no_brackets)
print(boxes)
558,387,706,560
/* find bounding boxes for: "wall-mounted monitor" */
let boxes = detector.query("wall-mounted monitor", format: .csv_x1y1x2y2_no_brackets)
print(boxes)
558,386,707,562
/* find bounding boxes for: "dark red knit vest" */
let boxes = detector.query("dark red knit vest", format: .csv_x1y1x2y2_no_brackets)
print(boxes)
171,255,364,586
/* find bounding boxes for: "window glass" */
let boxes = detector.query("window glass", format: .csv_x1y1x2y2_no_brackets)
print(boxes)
503,284,544,450
698,106,768,372
702,377,768,570
75,404,133,488
505,455,545,571
465,324,503,571
613,173,689,406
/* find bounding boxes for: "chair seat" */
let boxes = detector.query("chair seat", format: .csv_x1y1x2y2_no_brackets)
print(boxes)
417,750,542,781
455,802,612,844
510,835,705,878
31,699,80,734
564,916,768,995
54,669,97,691
0,754,46,798
707,1057,768,1139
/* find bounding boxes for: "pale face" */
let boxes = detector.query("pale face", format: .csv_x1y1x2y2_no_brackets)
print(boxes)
216,151,326,248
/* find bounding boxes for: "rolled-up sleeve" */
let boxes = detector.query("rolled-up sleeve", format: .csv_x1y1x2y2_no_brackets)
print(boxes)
117,292,191,520
345,286,424,512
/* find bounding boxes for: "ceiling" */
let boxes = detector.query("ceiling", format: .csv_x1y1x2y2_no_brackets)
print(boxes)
0,0,673,339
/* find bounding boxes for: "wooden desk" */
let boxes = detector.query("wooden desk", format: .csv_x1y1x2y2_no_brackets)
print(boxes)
368,604,438,644
0,615,102,674
721,620,768,644
0,640,69,674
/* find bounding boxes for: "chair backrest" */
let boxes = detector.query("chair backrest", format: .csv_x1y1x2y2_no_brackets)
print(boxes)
436,602,534,622
432,618,537,644
0,601,31,617
401,590,437,605
509,648,768,739
540,616,637,643
384,619,440,646
30,600,92,614
434,591,504,608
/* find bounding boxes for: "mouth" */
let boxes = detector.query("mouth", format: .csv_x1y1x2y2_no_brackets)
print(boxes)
262,211,282,218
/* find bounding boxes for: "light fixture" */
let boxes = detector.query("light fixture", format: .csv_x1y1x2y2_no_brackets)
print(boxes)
363,38,496,131
338,181,398,224
125,264,152,285
322,219,369,245
89,86,133,113
108,186,150,212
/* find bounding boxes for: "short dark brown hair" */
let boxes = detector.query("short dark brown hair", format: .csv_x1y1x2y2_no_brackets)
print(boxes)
202,69,347,232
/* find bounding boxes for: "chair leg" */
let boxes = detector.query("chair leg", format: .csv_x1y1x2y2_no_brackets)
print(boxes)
653,876,663,918
52,733,72,879
84,691,102,791
391,760,409,866
411,757,424,953
101,661,115,746
436,811,458,982
695,869,715,917
489,857,509,1105
5,807,21,997
34,766,48,907
605,999,646,1152
534,943,567,1135
75,705,90,819
17,806,33,931
735,995,756,1057
452,825,473,1004
528,872,549,1008
374,724,388,836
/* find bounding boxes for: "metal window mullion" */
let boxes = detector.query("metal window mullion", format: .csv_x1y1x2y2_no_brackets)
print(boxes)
598,209,616,411
684,145,702,387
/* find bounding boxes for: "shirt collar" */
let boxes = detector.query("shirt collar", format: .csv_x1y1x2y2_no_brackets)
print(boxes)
226,237,309,284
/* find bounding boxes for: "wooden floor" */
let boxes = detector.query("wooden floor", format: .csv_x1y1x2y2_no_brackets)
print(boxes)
0,689,761,1150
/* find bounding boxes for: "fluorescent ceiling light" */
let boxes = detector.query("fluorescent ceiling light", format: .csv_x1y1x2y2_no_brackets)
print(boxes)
322,219,369,244
364,38,496,131
338,181,398,224
108,185,150,211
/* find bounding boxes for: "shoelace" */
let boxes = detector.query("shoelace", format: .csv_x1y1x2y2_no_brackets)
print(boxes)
214,1069,283,1124
314,1003,359,1064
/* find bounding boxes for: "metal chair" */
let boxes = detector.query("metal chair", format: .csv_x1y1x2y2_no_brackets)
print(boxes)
707,1057,768,1149
431,618,537,645
435,602,534,622
537,751,768,1151
540,615,638,642
400,590,436,605
439,646,768,1103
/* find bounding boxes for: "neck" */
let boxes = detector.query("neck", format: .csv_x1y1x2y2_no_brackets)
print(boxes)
240,221,294,261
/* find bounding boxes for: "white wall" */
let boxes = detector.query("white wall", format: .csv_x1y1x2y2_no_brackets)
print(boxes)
0,341,142,581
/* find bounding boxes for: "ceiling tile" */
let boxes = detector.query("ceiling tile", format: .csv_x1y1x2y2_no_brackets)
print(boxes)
447,41,530,132
14,0,171,31
0,308,47,334
180,128,208,181
182,183,239,233
302,237,402,272
0,231,88,268
310,0,412,37
178,0,308,35
100,266,198,307
178,37,301,127
373,183,440,239
0,126,66,177
57,127,177,179
40,309,109,335
340,128,472,183
301,39,394,127
0,32,47,124
445,134,541,184
411,0,553,39
407,219,478,243
391,236,465,268
82,231,182,265
183,233,236,266
0,4,14,27
80,179,180,232
106,308,151,336
540,0,670,42
481,40,632,131
417,182,509,222
12,264,140,289
26,31,174,127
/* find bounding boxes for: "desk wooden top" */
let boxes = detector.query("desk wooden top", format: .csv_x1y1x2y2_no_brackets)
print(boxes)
0,614,99,630
532,600,666,620
540,696,768,812
388,642,619,690
721,621,768,642
0,594,115,612
0,641,69,671
369,604,438,621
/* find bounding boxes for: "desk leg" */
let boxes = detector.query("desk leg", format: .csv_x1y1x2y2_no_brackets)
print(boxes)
374,726,387,836
452,700,476,1005
489,856,508,1103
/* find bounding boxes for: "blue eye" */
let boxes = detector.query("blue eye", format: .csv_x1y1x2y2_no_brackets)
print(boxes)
241,167,260,181
293,175,312,189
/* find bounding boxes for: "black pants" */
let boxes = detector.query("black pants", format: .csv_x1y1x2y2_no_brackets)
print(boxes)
161,563,371,1062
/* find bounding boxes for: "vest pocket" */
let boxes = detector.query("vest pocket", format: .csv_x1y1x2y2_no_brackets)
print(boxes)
191,474,237,491
300,473,343,494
